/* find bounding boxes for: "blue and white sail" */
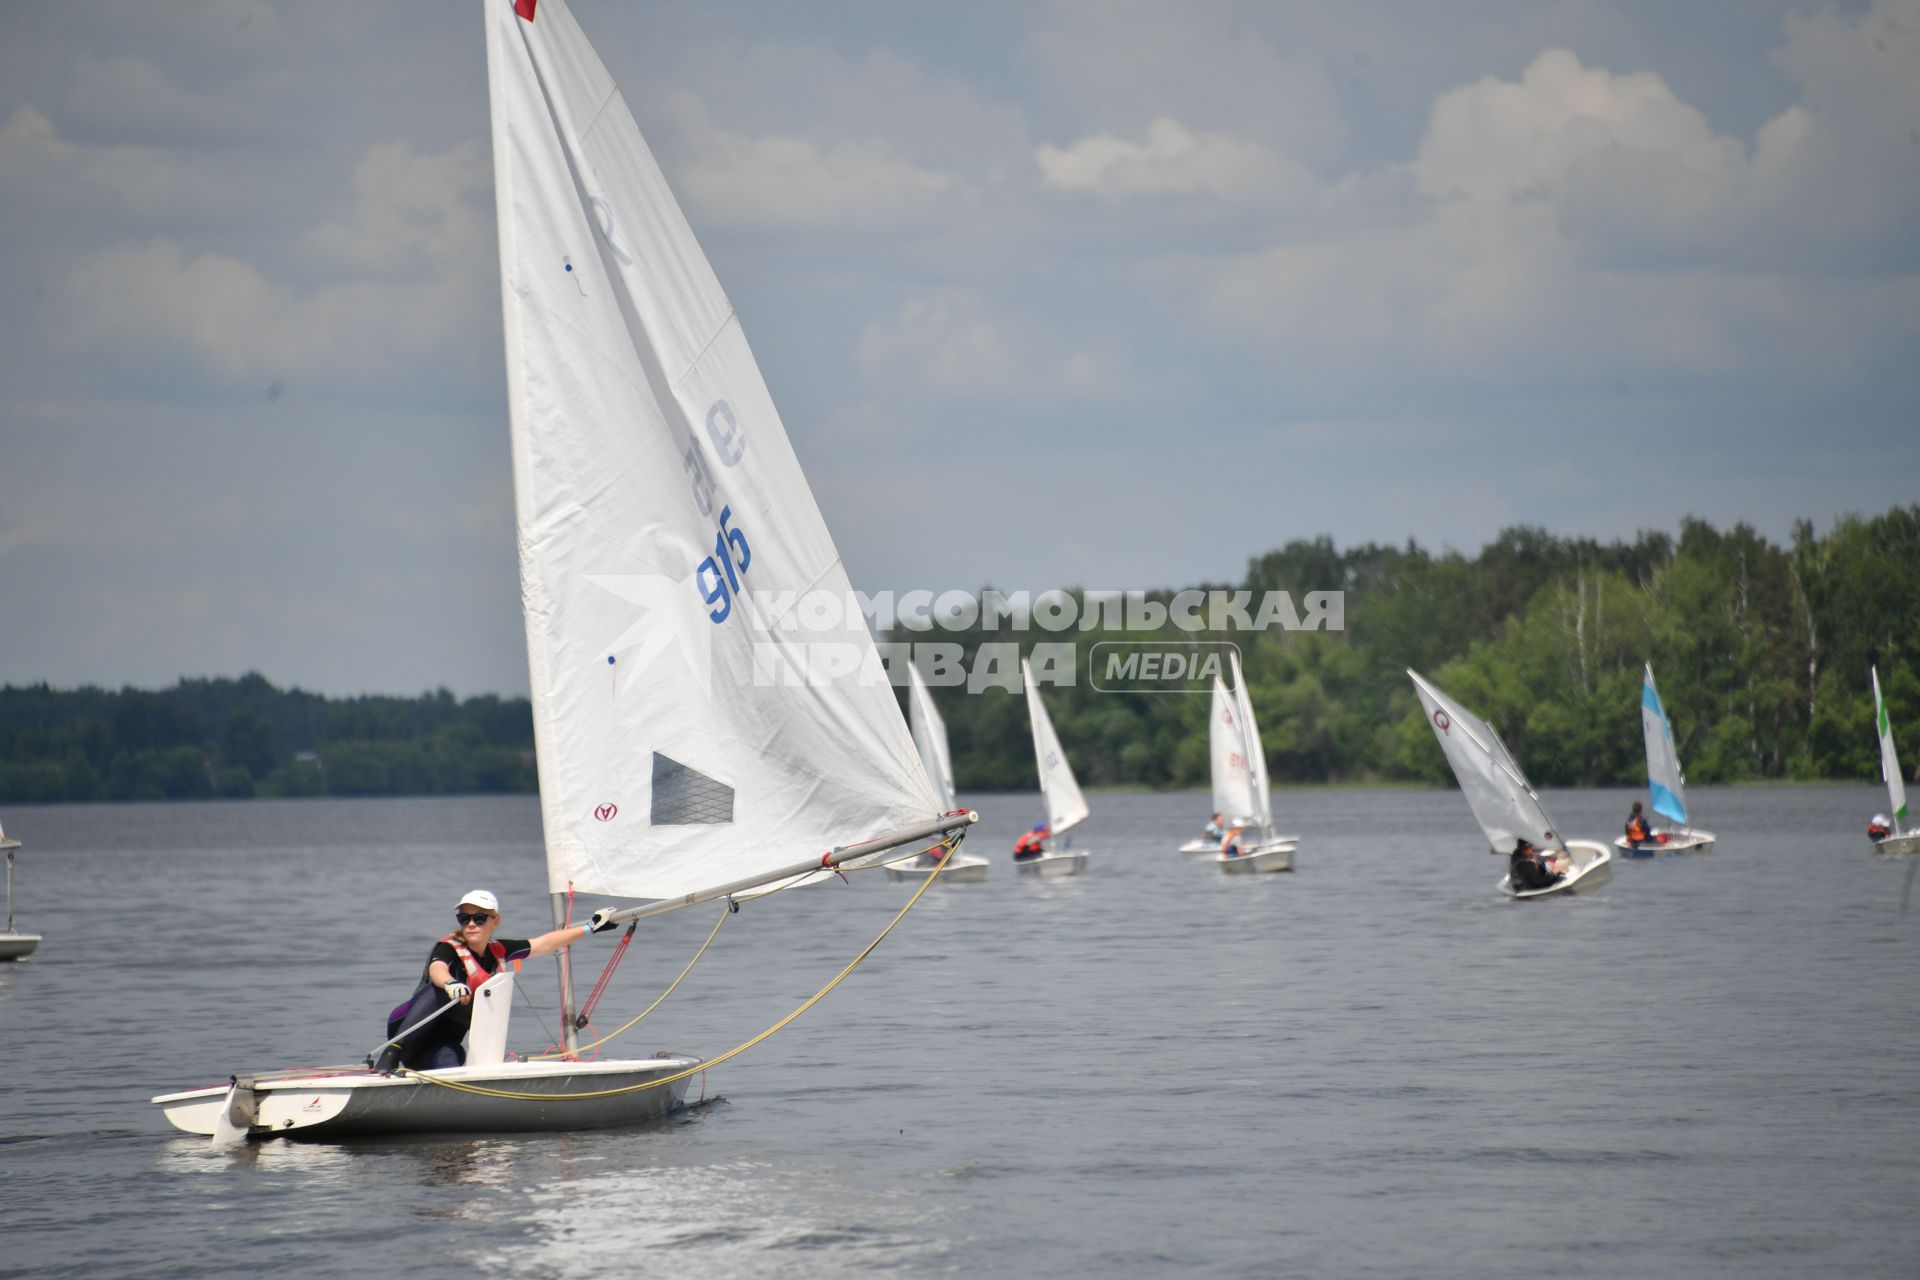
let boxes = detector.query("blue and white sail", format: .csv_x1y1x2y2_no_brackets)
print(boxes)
1640,664,1689,827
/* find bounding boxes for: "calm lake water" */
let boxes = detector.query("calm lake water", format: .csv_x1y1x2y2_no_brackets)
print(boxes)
1,786,1916,1278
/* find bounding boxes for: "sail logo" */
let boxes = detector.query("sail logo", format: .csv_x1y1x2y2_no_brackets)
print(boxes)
594,803,618,822
1433,710,1451,733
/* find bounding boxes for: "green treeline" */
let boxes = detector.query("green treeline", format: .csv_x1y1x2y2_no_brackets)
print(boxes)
0,673,535,803
918,508,1920,792
2,508,1916,804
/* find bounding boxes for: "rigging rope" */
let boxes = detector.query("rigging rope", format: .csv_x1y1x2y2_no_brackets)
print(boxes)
398,836,958,1101
528,901,730,1061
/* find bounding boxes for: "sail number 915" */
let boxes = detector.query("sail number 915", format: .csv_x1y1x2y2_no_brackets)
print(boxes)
697,505,752,623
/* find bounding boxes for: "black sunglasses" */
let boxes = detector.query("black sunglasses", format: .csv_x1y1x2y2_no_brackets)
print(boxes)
455,911,493,926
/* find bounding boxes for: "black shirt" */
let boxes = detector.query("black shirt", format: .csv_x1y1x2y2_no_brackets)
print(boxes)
430,937,532,983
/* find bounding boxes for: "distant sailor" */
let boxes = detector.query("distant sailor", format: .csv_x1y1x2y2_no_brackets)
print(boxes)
1204,812,1227,842
1507,839,1564,892
1624,801,1660,853
372,889,606,1072
1221,825,1247,857
1869,813,1893,842
1013,824,1049,862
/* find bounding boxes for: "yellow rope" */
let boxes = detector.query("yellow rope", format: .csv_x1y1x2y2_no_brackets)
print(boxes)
526,900,731,1061
400,837,955,1101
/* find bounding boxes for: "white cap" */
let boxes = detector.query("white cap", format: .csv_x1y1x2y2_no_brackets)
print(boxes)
456,889,500,915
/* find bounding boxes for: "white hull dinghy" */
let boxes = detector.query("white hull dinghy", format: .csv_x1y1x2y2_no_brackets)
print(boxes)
1217,839,1296,875
886,664,988,883
1020,658,1093,875
155,974,701,1139
1870,667,1917,855
1209,653,1301,875
152,0,978,1144
1178,837,1219,857
1615,664,1715,856
1409,670,1610,900
1015,850,1089,877
885,852,990,883
0,832,40,962
1499,838,1613,899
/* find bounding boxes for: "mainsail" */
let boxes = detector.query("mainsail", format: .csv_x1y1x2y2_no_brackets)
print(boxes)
1408,670,1563,853
1228,649,1274,835
1640,663,1689,826
1023,659,1090,836
1209,675,1257,826
486,0,942,901
907,662,957,814
1873,666,1908,832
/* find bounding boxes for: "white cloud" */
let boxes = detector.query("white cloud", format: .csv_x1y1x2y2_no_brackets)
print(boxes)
0,106,251,219
298,139,490,275
1037,117,1318,206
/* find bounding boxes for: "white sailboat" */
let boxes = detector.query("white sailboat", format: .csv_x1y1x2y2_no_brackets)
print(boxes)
1018,659,1090,876
1179,677,1250,857
152,0,975,1143
1870,666,1919,855
886,663,990,883
1615,663,1715,854
1408,670,1611,898
0,822,40,962
1212,652,1298,874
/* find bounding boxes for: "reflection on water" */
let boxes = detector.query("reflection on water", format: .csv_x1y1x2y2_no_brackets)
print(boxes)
2,789,1917,1278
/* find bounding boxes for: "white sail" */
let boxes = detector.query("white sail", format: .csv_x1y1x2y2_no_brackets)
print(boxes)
1228,650,1274,834
1640,663,1689,827
1408,670,1564,853
907,662,957,814
1209,676,1257,826
1023,659,1090,836
486,0,940,900
1873,666,1908,832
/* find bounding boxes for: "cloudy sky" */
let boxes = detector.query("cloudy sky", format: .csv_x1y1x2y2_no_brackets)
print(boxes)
2,0,1915,695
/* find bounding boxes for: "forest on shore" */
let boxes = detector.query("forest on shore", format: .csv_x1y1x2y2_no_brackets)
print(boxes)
1,507,1916,804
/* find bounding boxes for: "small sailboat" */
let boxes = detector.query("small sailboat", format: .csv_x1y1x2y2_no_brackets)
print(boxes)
886,663,990,883
1615,663,1715,855
152,0,975,1143
1870,666,1920,855
0,822,41,962
1178,677,1247,857
1211,652,1298,874
1017,659,1090,876
1408,670,1611,898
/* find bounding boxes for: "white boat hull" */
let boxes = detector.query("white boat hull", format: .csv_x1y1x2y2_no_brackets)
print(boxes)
152,1055,701,1140
1872,831,1920,856
1015,851,1088,877
1216,842,1296,874
883,853,989,882
1613,829,1716,856
0,931,40,961
1178,837,1218,857
1499,839,1613,899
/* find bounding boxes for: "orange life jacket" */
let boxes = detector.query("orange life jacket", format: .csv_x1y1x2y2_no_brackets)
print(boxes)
440,935,509,988
1014,831,1046,855
1626,815,1650,842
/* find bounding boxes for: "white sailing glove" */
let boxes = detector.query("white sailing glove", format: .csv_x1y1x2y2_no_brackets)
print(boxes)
444,981,471,1003
589,908,620,934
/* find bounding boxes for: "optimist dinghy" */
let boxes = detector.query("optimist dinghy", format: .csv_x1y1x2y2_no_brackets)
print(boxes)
1615,664,1715,855
153,0,975,1144
1409,670,1611,898
0,825,40,962
1211,653,1298,874
1015,659,1090,877
1870,667,1920,855
886,664,990,884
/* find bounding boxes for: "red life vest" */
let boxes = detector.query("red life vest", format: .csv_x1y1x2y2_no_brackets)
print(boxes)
440,935,509,989
1626,815,1650,842
1014,831,1046,855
